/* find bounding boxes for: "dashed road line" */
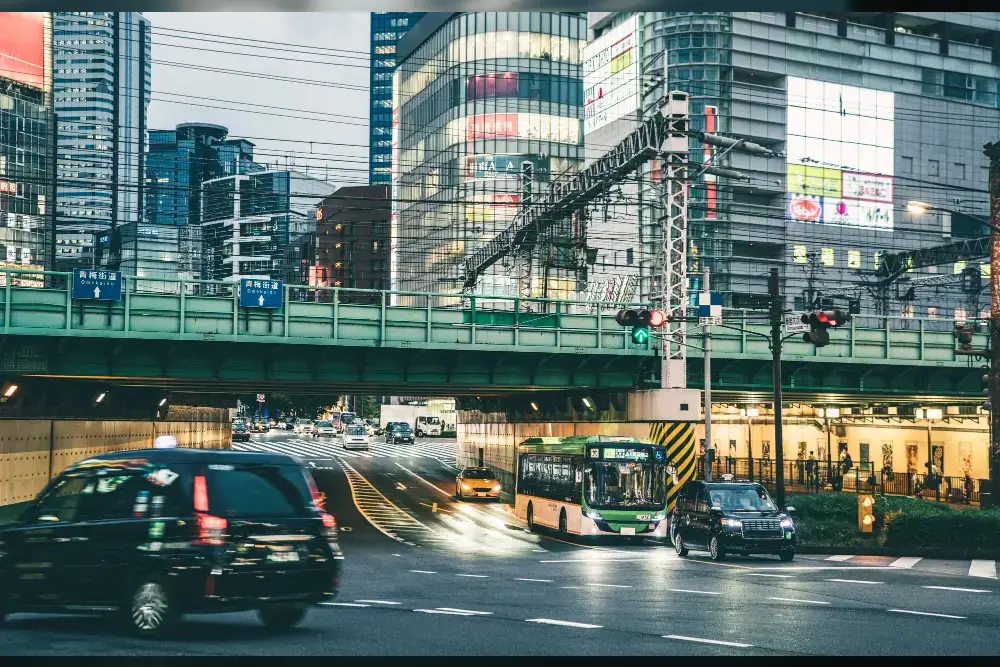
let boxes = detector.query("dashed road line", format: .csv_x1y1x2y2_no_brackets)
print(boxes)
888,609,966,619
414,608,490,616
516,578,554,583
320,602,370,608
968,559,997,579
745,573,794,579
768,596,830,605
825,555,855,562
588,583,631,588
826,578,884,585
889,557,922,569
356,600,402,605
663,635,754,648
434,607,493,615
456,574,490,578
667,588,721,595
922,585,991,594
410,569,437,574
526,618,602,629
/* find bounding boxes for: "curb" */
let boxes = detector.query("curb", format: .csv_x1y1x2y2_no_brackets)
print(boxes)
797,544,1000,560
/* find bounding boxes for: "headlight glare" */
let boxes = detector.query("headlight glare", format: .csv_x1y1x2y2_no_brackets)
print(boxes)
585,509,601,520
780,517,794,529
723,518,742,528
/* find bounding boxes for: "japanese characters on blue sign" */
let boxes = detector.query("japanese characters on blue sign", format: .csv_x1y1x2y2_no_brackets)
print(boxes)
240,278,283,309
72,269,122,301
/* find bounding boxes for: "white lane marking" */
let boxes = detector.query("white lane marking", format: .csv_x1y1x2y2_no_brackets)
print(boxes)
516,578,553,583
320,602,370,607
663,635,754,648
745,573,793,579
533,549,548,553
414,609,483,616
889,557,922,569
969,560,997,579
750,566,888,571
540,557,673,564
410,570,436,574
922,585,991,594
434,607,493,615
768,596,830,605
826,579,884,585
825,555,855,562
888,609,966,619
393,553,402,557
456,574,490,578
559,586,584,589
355,600,402,605
588,583,631,588
668,588,721,595
526,618,602,629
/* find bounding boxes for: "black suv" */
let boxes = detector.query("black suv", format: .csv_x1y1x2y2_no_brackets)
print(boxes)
0,448,343,637
386,423,414,445
671,480,796,562
232,424,251,442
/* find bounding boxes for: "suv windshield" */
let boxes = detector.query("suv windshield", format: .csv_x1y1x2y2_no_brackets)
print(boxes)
463,469,495,479
316,421,332,427
392,424,411,432
347,425,365,435
706,484,777,512
584,460,666,510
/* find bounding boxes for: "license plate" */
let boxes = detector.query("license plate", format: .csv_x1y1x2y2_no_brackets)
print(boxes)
268,551,299,563
620,527,636,536
636,514,651,521
477,492,487,497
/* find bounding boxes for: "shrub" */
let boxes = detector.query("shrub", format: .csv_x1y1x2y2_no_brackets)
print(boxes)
883,510,1000,550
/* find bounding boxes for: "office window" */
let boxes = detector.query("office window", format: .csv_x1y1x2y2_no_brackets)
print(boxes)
901,156,912,174
848,250,861,268
821,247,834,266
929,160,940,177
954,163,966,180
792,245,807,264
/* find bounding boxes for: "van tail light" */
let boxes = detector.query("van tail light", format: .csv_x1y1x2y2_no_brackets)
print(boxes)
196,513,228,546
194,474,210,512
304,471,325,511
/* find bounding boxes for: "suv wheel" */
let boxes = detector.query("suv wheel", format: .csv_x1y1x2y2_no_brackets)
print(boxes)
126,579,177,637
709,534,726,562
779,550,795,562
258,604,308,629
674,532,689,557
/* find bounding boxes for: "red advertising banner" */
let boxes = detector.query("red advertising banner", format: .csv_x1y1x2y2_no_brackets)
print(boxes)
704,105,718,220
467,114,519,141
491,193,519,207
0,13,45,90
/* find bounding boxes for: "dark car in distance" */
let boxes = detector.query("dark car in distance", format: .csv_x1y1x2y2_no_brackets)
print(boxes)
0,448,343,637
671,480,796,562
232,425,251,442
385,422,414,445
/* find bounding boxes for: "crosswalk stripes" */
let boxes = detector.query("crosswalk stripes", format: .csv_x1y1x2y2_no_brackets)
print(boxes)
889,557,922,569
232,437,457,465
825,555,855,562
968,560,997,579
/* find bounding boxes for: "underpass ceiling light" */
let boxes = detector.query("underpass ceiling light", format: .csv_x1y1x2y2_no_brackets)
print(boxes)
158,397,168,407
95,392,106,404
3,384,18,398
925,408,943,420
825,408,840,419
582,397,594,410
530,401,539,411
745,407,759,418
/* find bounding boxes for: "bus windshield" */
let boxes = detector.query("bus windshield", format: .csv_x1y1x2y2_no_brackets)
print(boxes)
341,412,356,424
584,459,667,510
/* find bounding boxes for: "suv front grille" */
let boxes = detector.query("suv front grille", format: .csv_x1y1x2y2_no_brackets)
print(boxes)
741,518,782,538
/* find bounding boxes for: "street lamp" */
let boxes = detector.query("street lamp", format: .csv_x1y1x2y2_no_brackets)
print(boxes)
919,407,944,499
906,200,991,225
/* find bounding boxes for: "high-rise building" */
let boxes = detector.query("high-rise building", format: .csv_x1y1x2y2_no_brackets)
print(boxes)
142,123,263,284
369,11,425,184
586,11,1000,319
53,11,150,271
200,170,335,285
0,12,53,284
392,12,588,304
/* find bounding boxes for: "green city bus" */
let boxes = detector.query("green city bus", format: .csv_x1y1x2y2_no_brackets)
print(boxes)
514,435,672,541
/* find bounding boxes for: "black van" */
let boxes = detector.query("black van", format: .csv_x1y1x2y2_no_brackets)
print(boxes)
0,448,343,637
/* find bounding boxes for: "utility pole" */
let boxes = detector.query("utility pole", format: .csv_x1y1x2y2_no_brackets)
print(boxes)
660,91,690,389
768,268,786,507
703,266,713,481
984,141,1000,507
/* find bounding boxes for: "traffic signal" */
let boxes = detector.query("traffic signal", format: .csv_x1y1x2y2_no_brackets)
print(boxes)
955,323,974,352
857,495,874,533
616,308,666,345
801,309,850,347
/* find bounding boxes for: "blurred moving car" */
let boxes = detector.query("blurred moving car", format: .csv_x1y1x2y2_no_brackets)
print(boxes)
365,423,378,437
293,419,313,435
231,424,251,442
342,424,370,451
313,420,336,437
385,422,414,445
456,467,502,501
0,447,342,637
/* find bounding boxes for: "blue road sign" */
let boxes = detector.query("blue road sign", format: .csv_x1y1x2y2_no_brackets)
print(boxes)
240,278,283,309
72,268,123,301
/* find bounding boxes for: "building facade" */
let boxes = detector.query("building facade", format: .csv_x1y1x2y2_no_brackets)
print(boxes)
0,12,53,284
586,11,1000,319
143,123,263,283
370,11,426,184
393,12,588,304
200,170,335,284
53,11,150,271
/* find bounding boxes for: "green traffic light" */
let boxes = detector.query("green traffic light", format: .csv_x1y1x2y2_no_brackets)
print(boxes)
631,326,650,344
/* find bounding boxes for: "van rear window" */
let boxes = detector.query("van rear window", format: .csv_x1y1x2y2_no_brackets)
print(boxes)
206,465,313,518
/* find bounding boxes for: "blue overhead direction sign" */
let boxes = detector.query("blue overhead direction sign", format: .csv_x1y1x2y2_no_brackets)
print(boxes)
72,269,123,301
240,279,283,309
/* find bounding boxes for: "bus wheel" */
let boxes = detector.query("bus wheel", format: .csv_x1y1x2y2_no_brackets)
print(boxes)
526,503,535,532
558,510,567,536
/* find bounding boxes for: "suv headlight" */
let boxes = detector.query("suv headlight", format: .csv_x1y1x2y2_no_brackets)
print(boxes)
584,509,602,520
780,517,794,529
722,518,742,529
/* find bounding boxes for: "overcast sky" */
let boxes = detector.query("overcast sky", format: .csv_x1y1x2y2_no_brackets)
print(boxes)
145,12,372,188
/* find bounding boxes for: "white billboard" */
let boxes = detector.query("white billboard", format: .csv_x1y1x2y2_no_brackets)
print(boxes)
583,16,640,135
786,77,895,230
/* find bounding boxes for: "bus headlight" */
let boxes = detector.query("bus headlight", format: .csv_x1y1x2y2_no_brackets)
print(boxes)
652,513,666,522
584,509,602,520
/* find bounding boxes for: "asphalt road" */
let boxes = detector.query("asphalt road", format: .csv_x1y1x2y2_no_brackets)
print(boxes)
2,432,999,655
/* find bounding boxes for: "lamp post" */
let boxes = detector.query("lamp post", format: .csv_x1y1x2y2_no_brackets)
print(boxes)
919,407,943,499
742,406,759,479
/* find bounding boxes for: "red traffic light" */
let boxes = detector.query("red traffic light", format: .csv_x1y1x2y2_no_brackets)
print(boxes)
648,309,666,328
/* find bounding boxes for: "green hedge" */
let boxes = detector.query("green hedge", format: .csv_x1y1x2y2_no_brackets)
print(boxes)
787,492,1000,551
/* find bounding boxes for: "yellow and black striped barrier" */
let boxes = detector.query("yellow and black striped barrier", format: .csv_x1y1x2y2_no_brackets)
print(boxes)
648,421,696,513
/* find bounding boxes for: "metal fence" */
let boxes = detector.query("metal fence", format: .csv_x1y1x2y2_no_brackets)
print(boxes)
698,456,984,505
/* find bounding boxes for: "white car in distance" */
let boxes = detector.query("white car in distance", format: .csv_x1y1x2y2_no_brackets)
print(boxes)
293,419,313,435
313,420,336,437
342,424,370,450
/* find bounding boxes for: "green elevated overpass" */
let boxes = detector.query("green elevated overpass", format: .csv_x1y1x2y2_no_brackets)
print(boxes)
0,271,984,398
